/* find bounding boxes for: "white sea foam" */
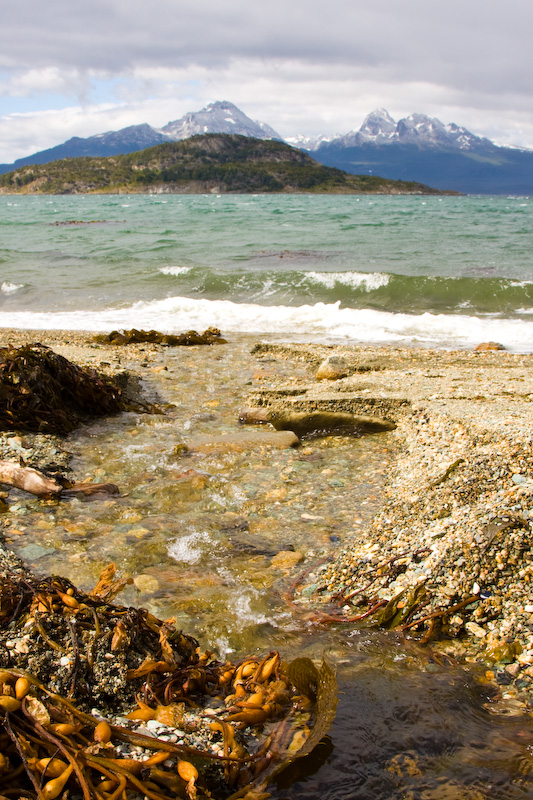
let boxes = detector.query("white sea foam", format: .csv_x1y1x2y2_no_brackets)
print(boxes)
1,281,23,294
0,295,532,352
159,266,192,276
306,271,390,291
168,530,212,564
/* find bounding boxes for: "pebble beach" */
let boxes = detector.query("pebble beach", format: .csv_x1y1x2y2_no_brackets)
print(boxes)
1,330,533,703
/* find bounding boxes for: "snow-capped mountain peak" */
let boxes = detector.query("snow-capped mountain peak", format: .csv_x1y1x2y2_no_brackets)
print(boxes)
303,109,498,152
284,132,342,150
159,101,282,142
358,108,397,140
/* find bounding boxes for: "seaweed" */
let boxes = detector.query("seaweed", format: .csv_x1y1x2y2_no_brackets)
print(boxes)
0,344,139,435
93,328,227,346
0,566,337,799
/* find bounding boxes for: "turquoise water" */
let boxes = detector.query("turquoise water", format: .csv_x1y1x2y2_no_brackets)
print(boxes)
0,193,532,348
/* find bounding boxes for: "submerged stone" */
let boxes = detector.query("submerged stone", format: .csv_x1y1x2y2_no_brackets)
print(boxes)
270,550,304,571
187,429,299,453
18,544,56,560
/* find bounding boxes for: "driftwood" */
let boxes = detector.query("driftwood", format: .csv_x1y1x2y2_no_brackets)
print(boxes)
0,460,119,499
0,460,62,496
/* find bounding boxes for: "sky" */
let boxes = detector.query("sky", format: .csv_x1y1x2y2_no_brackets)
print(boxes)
1,0,532,163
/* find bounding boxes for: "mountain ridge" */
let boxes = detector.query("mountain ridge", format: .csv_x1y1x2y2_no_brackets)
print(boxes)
1,102,531,193
0,133,457,196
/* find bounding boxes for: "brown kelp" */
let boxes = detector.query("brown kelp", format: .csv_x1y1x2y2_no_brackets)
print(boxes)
0,565,337,799
0,344,138,435
93,328,227,346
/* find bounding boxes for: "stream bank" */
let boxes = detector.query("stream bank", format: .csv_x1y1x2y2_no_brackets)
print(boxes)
245,342,533,706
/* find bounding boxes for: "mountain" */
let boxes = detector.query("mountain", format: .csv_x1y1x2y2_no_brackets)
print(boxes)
0,124,167,173
1,102,531,193
318,108,495,150
0,134,456,196
160,100,282,141
307,109,533,194
0,101,281,175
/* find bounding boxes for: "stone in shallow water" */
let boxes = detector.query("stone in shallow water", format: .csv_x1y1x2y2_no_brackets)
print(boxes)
133,574,160,593
18,544,56,560
270,550,304,571
187,429,299,453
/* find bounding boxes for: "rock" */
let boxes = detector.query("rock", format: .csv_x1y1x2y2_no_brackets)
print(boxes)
465,621,487,638
228,535,279,557
188,430,299,454
173,469,210,489
18,544,56,560
133,574,160,593
315,355,349,380
505,662,522,678
238,408,271,424
268,411,396,437
474,341,506,351
270,550,304,571
216,513,249,531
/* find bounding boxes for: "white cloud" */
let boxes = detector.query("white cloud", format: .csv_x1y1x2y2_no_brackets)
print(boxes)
0,0,532,160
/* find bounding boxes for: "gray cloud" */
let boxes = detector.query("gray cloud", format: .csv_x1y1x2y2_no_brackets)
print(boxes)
2,0,532,94
1,0,532,160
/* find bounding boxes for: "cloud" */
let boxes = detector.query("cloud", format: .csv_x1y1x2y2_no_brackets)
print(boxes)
0,0,532,160
2,0,532,89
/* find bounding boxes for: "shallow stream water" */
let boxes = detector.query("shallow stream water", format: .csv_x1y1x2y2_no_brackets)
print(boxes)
4,337,533,798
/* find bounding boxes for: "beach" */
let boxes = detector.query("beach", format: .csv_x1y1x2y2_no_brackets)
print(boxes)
246,342,533,684
2,330,533,682
2,328,533,798
1,192,533,795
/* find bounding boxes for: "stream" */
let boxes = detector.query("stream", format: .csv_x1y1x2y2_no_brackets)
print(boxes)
4,336,533,799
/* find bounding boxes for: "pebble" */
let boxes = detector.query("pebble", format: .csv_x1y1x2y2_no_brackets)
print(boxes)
146,719,167,731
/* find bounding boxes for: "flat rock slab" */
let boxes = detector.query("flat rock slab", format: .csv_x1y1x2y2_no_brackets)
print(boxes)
267,410,396,436
187,429,299,454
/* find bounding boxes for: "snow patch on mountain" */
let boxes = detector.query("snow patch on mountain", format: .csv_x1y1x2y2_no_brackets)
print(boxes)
285,132,342,150
306,109,499,152
159,101,282,142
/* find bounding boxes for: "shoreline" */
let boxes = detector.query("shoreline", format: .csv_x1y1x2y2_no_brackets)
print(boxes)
243,341,533,704
1,329,533,705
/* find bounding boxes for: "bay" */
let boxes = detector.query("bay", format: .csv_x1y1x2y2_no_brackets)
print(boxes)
0,193,532,350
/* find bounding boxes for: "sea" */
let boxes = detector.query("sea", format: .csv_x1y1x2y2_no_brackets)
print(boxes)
0,192,532,350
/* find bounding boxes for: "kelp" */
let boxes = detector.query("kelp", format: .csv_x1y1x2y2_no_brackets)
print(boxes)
286,546,481,643
0,344,138,435
94,328,227,346
0,566,337,799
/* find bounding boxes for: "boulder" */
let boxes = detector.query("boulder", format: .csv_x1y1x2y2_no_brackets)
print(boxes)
474,342,506,351
315,355,349,380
